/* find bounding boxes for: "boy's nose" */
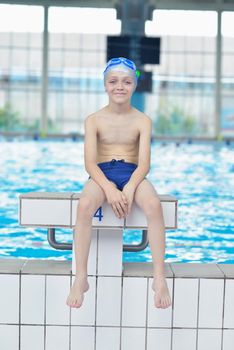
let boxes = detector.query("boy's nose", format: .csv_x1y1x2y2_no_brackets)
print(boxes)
116,83,124,89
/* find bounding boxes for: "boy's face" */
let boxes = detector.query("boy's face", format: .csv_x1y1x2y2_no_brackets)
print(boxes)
104,71,135,104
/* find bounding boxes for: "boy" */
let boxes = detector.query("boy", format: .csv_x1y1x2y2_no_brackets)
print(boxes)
66,57,171,309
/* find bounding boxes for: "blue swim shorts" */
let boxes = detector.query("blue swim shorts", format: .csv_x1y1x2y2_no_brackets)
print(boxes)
88,158,144,191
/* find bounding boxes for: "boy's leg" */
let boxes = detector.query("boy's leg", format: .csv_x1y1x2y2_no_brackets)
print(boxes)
66,178,106,308
132,179,172,309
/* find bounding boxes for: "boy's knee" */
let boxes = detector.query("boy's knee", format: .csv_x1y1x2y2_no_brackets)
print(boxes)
78,197,94,216
145,196,161,217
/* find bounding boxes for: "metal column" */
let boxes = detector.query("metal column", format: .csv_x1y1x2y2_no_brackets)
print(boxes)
41,5,49,136
118,0,154,112
215,6,222,138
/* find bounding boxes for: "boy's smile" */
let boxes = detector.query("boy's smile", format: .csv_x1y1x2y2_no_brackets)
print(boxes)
105,71,135,104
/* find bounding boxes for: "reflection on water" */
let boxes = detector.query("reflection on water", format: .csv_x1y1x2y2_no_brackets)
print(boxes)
0,139,233,263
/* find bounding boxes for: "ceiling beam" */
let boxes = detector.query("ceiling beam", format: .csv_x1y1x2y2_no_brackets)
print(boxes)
150,0,234,11
0,0,117,7
0,0,234,11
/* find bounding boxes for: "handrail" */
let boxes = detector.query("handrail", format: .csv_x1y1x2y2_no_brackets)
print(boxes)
47,228,148,252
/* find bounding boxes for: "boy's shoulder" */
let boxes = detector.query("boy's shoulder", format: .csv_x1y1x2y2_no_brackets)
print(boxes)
84,107,105,123
133,108,152,124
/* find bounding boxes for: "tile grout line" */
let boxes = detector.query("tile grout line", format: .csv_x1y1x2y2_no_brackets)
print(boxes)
94,274,98,350
217,259,227,350
69,271,72,350
2,321,232,329
71,224,76,349
19,271,22,350
215,264,227,350
44,275,47,350
170,268,175,350
119,271,124,350
195,278,201,350
221,276,226,350
94,229,99,350
145,277,149,350
216,264,226,278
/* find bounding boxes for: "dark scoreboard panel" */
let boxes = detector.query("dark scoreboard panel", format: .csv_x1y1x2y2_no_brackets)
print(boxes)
107,35,160,65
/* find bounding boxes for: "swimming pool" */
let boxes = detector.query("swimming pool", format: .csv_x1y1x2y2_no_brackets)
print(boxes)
0,138,233,263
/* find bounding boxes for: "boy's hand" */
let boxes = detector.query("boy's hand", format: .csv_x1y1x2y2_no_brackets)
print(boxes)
104,183,129,219
122,183,136,215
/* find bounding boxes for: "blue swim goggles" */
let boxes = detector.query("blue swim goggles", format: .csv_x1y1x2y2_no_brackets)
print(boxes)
104,57,136,72
103,57,140,79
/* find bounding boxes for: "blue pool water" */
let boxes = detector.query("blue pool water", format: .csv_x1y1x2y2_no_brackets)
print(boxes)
0,139,234,263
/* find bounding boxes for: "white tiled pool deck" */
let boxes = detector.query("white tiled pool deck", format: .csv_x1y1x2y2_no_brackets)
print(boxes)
1,259,234,350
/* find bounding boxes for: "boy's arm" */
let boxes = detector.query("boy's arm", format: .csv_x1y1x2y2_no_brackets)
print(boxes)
127,116,152,189
84,115,113,192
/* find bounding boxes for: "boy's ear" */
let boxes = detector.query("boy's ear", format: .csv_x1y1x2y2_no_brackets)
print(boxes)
132,84,137,93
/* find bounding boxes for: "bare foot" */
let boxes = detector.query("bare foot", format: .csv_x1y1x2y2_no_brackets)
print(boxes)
66,276,89,308
152,276,172,309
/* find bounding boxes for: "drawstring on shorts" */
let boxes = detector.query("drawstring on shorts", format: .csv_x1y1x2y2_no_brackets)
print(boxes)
110,159,125,164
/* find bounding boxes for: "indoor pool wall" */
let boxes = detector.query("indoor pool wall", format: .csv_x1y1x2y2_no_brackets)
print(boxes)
1,259,234,350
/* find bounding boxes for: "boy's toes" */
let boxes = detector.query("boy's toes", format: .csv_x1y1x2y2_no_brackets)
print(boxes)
155,297,162,308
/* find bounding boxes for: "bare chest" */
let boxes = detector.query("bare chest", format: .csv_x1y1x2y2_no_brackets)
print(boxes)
97,118,139,145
